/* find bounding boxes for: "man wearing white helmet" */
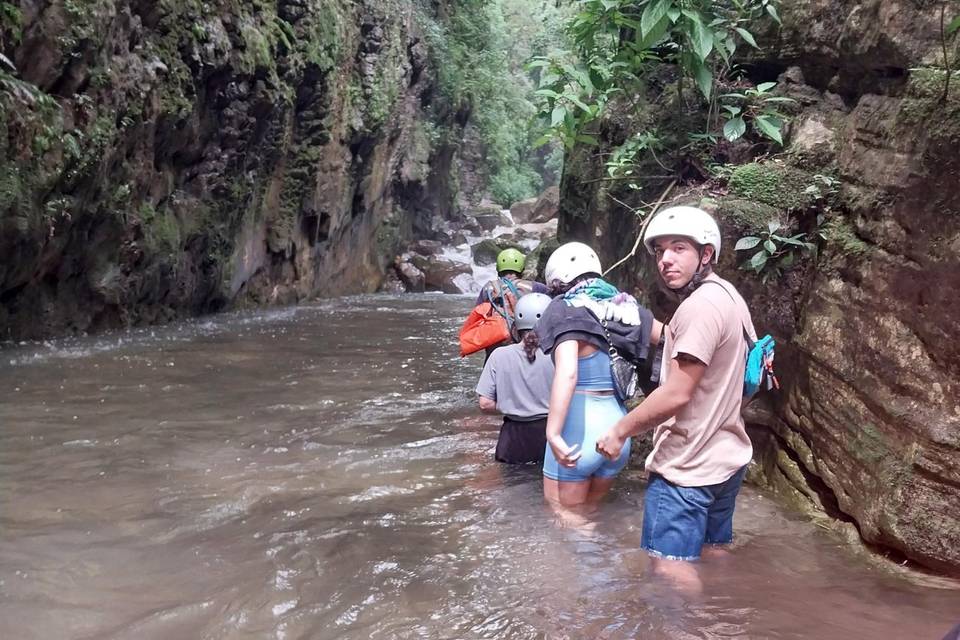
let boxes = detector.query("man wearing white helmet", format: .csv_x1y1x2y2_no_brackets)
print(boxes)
476,293,555,464
596,205,757,588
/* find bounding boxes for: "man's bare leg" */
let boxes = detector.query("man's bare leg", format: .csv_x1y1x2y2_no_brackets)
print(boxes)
650,557,703,596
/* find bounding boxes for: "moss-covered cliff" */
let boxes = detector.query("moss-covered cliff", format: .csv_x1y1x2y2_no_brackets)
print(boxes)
557,1,960,573
0,0,467,338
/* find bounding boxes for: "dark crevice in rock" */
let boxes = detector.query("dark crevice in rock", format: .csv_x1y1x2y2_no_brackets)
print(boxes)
765,426,859,527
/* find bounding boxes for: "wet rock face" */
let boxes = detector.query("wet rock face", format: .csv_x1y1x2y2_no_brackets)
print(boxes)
0,0,459,339
557,2,960,572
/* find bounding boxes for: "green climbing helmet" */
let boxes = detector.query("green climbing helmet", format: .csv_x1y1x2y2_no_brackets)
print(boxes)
496,248,525,275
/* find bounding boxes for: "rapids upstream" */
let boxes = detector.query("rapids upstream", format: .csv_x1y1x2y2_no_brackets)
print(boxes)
0,294,957,639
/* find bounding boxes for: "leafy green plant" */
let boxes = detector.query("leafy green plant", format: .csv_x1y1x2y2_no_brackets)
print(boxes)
803,173,840,203
735,219,816,278
528,55,610,150
602,130,668,187
421,0,570,204
720,81,795,144
531,0,784,158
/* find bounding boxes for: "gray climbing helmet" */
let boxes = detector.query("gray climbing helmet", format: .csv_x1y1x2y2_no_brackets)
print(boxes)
514,293,552,331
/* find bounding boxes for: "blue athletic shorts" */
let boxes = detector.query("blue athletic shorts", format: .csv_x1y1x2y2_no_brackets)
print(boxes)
542,392,630,482
641,465,748,561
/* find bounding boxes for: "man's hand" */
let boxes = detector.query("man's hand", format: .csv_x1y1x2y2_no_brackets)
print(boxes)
595,425,626,460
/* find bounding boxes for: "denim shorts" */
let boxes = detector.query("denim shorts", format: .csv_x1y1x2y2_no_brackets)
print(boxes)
641,465,748,561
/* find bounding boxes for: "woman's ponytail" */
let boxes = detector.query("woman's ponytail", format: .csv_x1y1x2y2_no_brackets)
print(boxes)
522,330,540,363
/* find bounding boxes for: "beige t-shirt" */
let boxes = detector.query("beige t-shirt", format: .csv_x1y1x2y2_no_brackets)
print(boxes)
644,274,756,487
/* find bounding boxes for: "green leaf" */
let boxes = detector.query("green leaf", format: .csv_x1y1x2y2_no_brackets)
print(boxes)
734,27,759,49
714,37,730,65
763,239,777,254
600,0,619,11
535,88,561,99
726,34,738,60
720,92,747,100
766,4,781,25
667,6,681,22
762,96,797,104
756,81,777,93
566,94,592,113
637,14,670,49
768,220,782,234
735,236,762,251
539,73,561,87
691,14,714,61
576,134,599,145
532,135,553,149
721,104,741,116
947,15,960,36
750,251,768,270
694,62,713,99
755,115,784,144
641,0,672,39
551,105,566,127
723,116,746,141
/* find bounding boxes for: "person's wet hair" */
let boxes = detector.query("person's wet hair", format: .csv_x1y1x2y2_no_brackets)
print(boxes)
521,329,539,363
547,272,597,297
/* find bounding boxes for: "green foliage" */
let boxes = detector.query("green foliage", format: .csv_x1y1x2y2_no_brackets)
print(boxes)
422,0,570,204
605,130,664,179
0,0,22,53
735,219,816,279
138,202,181,255
531,0,784,154
489,166,541,206
720,81,795,144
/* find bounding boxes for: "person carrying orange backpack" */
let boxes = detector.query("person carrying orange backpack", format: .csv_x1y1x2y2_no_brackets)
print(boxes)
460,248,548,360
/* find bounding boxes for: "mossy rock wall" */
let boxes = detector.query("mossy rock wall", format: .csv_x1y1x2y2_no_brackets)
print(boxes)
556,1,960,574
0,0,460,338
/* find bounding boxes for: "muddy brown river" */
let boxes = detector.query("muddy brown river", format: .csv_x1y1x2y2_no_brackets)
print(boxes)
1,294,957,639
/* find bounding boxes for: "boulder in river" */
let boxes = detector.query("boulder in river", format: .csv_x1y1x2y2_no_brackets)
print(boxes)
510,197,538,224
471,238,527,267
530,186,560,223
394,258,426,293
410,239,443,255
422,257,471,294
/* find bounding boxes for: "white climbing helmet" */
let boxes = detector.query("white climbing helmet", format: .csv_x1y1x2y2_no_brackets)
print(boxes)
643,206,722,263
544,242,603,286
514,293,552,331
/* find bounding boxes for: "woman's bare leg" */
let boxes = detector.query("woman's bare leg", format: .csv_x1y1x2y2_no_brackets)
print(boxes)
544,477,595,529
586,476,616,503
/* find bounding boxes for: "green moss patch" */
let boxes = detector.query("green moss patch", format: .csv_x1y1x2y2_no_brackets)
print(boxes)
728,162,816,211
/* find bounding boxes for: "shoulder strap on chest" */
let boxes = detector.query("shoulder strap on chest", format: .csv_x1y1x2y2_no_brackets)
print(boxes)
698,280,754,348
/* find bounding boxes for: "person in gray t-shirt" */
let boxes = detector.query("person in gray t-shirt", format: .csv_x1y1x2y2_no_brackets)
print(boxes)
476,293,554,464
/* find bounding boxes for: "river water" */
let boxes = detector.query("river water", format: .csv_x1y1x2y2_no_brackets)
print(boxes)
0,294,957,639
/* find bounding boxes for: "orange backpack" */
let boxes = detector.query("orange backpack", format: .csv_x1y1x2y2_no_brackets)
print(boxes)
458,278,519,357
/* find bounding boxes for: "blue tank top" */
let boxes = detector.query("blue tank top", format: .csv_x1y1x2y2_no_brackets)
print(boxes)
575,350,613,391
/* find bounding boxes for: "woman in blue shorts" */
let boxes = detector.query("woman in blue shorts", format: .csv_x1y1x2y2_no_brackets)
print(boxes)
531,242,660,508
